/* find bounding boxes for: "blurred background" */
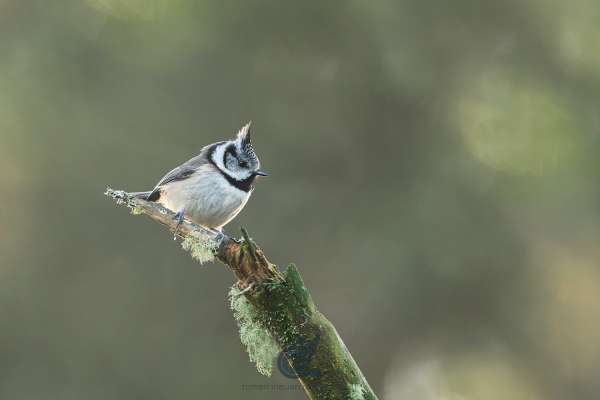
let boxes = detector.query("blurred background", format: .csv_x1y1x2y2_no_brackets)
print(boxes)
1,0,599,399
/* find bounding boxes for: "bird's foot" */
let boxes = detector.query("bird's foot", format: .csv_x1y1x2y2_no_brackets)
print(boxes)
214,230,225,243
173,210,185,240
204,227,226,243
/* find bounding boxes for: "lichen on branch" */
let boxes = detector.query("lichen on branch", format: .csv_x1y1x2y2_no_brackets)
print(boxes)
229,286,279,376
181,234,218,264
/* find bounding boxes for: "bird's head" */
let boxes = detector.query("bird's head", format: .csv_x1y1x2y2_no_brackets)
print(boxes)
212,122,268,182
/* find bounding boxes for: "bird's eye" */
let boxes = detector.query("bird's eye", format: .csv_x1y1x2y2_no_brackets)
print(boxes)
239,161,248,168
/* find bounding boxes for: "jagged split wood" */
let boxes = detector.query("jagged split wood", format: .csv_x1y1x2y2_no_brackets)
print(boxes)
105,188,378,400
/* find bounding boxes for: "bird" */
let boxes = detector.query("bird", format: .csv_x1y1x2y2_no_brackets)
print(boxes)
133,122,267,236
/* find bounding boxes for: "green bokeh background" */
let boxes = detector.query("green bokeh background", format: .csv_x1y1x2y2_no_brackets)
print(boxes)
1,1,599,399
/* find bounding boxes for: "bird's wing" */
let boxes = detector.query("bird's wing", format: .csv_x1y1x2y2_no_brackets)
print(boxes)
147,144,217,201
154,163,197,187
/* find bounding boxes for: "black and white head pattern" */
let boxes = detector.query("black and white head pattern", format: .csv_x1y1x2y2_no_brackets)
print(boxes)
210,122,261,184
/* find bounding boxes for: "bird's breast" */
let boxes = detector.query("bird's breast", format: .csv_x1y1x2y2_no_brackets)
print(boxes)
158,167,251,229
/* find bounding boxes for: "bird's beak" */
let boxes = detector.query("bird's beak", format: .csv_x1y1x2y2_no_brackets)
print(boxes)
254,170,269,177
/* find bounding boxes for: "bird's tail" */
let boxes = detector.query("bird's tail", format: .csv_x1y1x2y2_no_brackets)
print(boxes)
128,191,153,200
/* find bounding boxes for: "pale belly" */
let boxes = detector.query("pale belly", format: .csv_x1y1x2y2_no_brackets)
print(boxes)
157,169,251,230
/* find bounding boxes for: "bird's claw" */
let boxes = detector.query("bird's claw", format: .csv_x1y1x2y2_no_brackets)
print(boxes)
214,230,225,243
173,210,185,240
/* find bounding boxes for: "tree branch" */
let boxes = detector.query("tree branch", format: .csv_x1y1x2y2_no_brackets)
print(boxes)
105,187,378,400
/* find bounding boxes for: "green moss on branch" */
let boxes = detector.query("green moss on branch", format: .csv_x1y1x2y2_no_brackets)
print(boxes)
242,264,378,399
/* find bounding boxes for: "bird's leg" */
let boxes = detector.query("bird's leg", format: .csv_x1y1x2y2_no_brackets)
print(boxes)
205,227,226,243
173,210,185,240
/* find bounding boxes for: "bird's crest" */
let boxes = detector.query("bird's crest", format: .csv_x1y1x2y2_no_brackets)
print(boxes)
235,121,256,160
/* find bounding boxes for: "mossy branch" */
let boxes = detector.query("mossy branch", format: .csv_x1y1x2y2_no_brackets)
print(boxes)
105,187,379,400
